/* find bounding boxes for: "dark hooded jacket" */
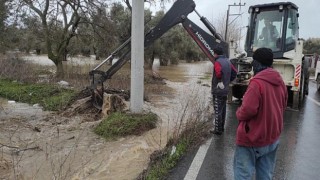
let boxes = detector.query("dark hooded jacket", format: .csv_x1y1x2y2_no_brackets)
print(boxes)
236,68,288,147
211,55,231,96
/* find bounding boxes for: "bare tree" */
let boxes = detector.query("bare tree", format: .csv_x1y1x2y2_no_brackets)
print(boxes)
123,0,171,11
213,13,242,45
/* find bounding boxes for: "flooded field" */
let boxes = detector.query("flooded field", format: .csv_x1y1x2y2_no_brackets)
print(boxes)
0,55,213,179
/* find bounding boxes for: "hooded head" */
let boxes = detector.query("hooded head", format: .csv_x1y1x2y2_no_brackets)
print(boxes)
213,46,224,56
252,48,273,75
253,48,273,66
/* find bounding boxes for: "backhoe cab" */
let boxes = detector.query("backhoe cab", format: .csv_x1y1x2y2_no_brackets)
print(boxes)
245,2,299,58
232,2,309,109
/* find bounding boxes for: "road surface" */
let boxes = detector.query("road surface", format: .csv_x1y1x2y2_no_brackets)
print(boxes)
168,79,320,180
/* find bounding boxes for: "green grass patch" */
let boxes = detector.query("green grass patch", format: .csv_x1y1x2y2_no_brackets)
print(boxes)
0,79,77,111
138,120,211,180
94,112,158,140
144,139,189,179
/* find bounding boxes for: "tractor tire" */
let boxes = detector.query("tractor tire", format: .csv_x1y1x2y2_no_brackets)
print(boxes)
298,70,305,107
303,58,310,95
232,85,247,100
298,60,309,107
317,74,320,91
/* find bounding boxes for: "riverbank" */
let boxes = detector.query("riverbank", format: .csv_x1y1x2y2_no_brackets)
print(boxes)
0,55,213,179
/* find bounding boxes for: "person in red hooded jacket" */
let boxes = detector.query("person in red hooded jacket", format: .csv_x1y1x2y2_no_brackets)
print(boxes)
233,48,288,180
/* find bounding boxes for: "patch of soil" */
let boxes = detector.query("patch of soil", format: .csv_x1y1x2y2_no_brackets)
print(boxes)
0,156,11,178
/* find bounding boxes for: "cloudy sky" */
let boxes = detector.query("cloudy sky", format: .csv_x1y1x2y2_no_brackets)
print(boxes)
149,0,320,40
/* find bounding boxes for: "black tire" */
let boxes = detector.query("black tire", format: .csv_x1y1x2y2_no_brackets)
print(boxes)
299,71,305,106
232,85,247,99
317,74,320,91
303,59,310,95
299,62,308,107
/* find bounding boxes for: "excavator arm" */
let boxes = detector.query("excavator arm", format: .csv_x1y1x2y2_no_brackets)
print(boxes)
182,17,228,61
89,0,228,109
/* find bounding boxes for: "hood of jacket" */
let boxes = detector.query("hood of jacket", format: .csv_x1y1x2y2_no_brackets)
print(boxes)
253,68,283,86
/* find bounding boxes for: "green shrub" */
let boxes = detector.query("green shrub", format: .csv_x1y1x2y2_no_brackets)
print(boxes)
94,112,158,140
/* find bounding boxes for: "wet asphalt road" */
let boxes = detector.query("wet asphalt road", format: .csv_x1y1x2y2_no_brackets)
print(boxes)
167,80,320,180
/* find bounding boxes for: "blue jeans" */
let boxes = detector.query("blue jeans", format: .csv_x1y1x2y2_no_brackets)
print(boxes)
233,139,280,180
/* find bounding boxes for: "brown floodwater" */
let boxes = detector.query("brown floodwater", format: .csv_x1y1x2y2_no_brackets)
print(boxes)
0,56,213,180
152,59,212,82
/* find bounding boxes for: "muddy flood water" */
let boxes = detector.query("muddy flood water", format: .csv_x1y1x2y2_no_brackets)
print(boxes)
0,55,213,180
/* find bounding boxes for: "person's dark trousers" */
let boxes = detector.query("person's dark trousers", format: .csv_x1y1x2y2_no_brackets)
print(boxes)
213,95,227,132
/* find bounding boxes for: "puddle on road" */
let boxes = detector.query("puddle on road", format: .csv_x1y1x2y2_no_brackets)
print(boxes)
0,58,213,179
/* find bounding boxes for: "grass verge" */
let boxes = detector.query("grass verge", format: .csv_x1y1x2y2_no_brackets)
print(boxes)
0,79,77,111
137,80,212,179
94,112,158,140
137,120,210,180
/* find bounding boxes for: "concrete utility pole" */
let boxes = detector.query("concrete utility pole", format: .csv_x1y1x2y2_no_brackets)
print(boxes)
130,1,144,113
225,1,246,42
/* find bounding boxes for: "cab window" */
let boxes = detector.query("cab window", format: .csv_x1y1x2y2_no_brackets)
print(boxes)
252,10,284,52
285,9,299,51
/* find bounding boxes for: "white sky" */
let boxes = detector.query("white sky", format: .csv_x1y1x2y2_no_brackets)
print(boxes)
148,0,320,40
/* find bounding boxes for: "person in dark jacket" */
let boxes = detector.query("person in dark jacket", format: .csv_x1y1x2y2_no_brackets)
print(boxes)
210,46,232,135
259,19,279,41
259,18,279,49
233,48,288,180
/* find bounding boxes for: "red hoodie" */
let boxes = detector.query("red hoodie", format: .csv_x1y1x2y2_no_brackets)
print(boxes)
236,68,288,147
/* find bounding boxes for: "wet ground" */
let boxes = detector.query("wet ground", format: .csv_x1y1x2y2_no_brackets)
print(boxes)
0,56,213,180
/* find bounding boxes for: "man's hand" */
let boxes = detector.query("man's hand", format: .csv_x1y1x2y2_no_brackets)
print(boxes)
217,82,225,89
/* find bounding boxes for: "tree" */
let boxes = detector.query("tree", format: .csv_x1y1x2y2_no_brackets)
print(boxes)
0,0,9,53
144,10,163,68
213,13,242,47
123,0,170,11
303,38,320,54
20,16,45,54
88,6,118,60
144,8,206,67
10,0,109,78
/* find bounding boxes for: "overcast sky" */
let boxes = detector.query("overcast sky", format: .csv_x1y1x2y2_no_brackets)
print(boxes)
149,0,320,40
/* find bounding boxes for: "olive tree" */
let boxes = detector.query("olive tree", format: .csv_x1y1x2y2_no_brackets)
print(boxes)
0,0,10,53
10,0,110,77
304,38,320,54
